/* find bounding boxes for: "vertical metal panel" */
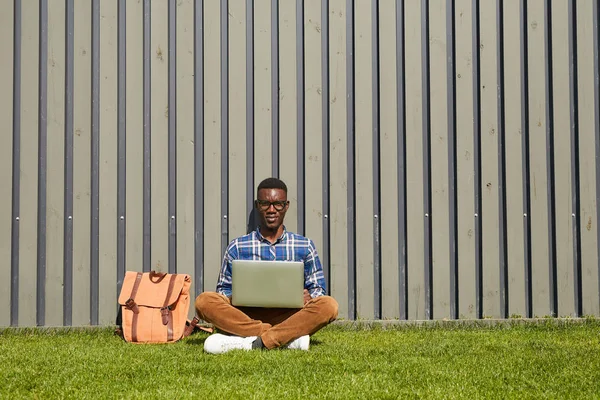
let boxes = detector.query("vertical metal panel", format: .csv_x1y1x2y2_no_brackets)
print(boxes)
576,0,599,316
421,0,433,319
371,0,382,320
429,0,451,320
455,0,477,319
220,0,229,254
271,0,279,178
64,0,74,327
328,0,349,318
480,0,501,318
254,1,272,190
72,0,92,326
496,0,508,318
125,0,143,279
544,0,558,317
203,0,223,290
354,0,374,320
595,0,600,315
45,0,65,327
346,0,357,320
98,0,118,324
246,0,255,228
304,1,323,261
228,0,248,241
143,0,152,272
150,0,169,273
297,0,306,235
472,0,483,319
405,0,425,320
379,0,400,318
551,0,576,317
19,0,40,327
115,0,125,302
1,0,15,327
90,0,100,324
568,0,583,316
504,0,527,318
193,0,205,296
527,0,552,318
168,0,177,274
446,0,458,319
371,0,382,319
9,0,20,326
520,0,533,317
176,0,196,306
279,0,298,234
396,0,408,319
321,0,331,289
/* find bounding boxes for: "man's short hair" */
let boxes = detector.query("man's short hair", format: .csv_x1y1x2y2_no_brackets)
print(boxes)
257,177,288,195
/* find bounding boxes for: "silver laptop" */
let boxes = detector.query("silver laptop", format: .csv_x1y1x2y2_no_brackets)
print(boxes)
231,260,305,308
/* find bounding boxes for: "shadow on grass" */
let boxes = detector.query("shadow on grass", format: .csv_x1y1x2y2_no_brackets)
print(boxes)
184,335,324,348
185,337,209,346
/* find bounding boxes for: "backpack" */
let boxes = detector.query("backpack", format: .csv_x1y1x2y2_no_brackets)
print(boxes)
117,271,207,343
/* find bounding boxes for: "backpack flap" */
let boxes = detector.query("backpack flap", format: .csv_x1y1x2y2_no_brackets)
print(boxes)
118,271,190,309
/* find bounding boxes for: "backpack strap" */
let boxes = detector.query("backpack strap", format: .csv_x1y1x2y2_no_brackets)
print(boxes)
183,316,214,337
124,272,143,342
161,274,177,341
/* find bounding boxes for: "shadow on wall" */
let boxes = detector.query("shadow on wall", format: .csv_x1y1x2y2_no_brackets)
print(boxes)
247,208,260,234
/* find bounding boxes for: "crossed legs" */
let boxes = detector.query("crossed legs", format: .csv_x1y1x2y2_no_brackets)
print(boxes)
195,292,338,349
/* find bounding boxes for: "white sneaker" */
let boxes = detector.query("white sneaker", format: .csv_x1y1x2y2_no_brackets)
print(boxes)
286,335,310,351
203,333,257,354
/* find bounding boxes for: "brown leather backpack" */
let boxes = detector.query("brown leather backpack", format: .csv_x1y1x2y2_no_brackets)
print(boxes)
117,271,210,343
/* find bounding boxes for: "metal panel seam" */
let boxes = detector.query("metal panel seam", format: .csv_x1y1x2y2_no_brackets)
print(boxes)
472,0,483,319
168,0,177,274
396,0,408,320
63,0,75,326
421,0,433,320
346,0,356,320
37,0,49,327
297,0,306,236
372,0,382,320
194,0,204,295
544,0,558,317
568,0,582,316
11,0,22,327
321,0,331,288
497,0,508,319
91,0,102,324
447,0,459,319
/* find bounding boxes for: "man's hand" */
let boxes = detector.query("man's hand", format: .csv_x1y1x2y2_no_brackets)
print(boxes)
303,289,311,305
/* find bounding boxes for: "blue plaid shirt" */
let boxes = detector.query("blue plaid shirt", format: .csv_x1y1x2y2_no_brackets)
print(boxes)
216,227,327,299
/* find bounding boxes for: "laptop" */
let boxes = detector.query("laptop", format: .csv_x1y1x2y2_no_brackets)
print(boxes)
231,260,305,308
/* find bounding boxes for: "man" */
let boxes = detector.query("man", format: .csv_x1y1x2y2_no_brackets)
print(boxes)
196,177,338,354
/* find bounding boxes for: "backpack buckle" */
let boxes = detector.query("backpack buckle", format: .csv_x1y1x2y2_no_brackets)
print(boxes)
161,306,170,325
125,298,139,314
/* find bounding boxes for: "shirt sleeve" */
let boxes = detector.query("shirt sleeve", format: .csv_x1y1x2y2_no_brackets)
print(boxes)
216,240,238,298
304,239,327,298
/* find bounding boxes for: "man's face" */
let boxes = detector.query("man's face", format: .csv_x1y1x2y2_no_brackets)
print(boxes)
255,188,289,232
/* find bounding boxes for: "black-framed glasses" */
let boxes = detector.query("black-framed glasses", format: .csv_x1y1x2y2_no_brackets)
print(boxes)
255,199,289,211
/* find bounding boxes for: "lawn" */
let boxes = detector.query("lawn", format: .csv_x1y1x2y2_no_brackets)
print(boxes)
1,320,599,399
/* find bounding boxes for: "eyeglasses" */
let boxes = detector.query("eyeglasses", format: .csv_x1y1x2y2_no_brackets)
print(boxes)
255,199,289,212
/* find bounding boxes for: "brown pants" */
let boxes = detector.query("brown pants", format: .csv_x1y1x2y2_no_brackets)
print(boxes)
195,292,339,349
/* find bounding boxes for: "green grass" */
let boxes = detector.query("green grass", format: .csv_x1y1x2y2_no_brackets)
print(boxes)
1,320,600,399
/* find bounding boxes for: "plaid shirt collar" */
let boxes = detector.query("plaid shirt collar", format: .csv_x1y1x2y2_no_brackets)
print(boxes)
255,226,288,244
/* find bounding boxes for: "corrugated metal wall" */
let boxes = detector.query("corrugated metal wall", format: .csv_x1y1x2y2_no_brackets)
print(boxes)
1,0,599,327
